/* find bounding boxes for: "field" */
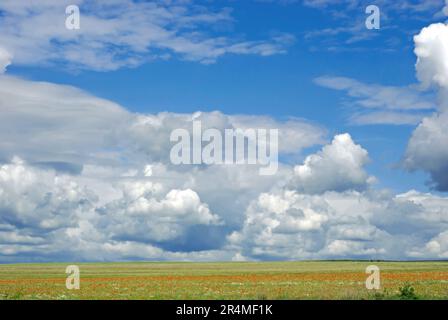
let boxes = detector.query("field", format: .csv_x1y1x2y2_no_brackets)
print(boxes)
0,261,447,300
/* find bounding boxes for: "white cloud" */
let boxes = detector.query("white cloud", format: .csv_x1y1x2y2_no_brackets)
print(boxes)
302,0,445,52
0,74,329,262
2,113,445,262
225,130,448,261
405,111,448,191
0,47,12,74
409,231,448,258
122,111,325,165
229,188,448,261
0,0,294,71
315,76,435,125
0,75,324,170
0,157,224,261
414,23,448,89
404,23,448,191
350,111,428,125
315,76,434,111
396,190,448,224
315,21,448,201
2,127,448,261
291,133,374,194
99,183,221,243
227,114,326,154
326,240,386,256
0,75,131,167
0,157,96,231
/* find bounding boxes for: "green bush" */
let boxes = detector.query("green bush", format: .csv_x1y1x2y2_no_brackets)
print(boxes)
398,283,418,300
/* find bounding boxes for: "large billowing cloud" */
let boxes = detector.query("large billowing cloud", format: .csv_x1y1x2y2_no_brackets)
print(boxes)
315,22,448,192
2,72,448,262
404,23,448,191
228,187,448,261
0,75,324,168
226,128,448,261
4,149,448,262
0,156,223,261
291,133,374,194
0,157,94,232
98,184,221,243
0,74,329,262
121,111,325,166
405,112,448,191
414,23,448,90
0,75,131,168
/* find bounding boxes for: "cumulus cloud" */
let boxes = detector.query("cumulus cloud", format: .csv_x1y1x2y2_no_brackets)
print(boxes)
122,111,325,165
229,188,448,261
2,125,448,261
0,90,448,262
405,112,448,191
0,157,95,232
404,23,448,191
0,74,329,262
0,75,133,170
226,131,448,261
0,0,294,71
317,22,448,192
0,75,324,170
0,157,223,261
0,157,99,260
407,191,448,258
291,133,374,194
99,183,220,243
411,231,448,258
414,23,448,89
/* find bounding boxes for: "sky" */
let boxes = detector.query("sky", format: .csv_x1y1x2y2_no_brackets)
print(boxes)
1,0,448,262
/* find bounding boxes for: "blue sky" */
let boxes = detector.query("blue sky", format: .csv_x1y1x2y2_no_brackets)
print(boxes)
7,0,439,194
1,0,448,262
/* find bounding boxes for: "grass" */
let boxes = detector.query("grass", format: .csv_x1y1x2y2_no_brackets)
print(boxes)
0,261,447,300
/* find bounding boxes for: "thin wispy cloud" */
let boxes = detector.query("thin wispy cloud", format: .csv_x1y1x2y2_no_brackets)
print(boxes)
0,0,295,71
315,76,435,125
302,0,445,51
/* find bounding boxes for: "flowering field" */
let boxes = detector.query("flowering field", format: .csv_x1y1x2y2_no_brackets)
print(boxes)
0,261,447,300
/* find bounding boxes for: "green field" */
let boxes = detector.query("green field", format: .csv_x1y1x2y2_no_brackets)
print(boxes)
0,261,447,300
